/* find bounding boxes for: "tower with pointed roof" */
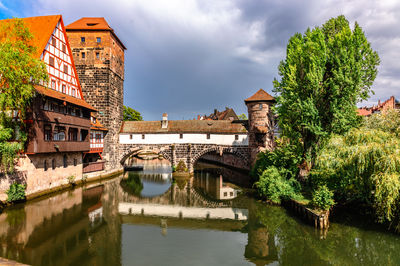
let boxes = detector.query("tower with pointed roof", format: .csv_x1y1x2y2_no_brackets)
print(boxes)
245,89,276,163
66,17,126,170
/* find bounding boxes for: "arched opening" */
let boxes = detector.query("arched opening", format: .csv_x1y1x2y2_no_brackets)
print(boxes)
192,148,250,172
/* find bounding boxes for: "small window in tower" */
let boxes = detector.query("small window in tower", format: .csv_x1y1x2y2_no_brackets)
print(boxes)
96,37,101,43
81,37,85,43
259,104,263,110
49,56,55,67
52,37,56,47
81,52,85,59
62,84,66,94
64,65,68,74
96,52,100,59
62,44,66,53
51,80,56,90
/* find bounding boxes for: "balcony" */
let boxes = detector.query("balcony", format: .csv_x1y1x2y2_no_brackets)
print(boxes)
83,161,105,173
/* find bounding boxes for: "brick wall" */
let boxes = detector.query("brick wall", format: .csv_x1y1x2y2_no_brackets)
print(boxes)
67,30,125,170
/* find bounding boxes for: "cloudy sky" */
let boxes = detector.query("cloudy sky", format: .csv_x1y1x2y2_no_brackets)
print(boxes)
0,0,399,120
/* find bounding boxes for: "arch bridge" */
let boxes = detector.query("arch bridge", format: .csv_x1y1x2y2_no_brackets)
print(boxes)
119,144,250,173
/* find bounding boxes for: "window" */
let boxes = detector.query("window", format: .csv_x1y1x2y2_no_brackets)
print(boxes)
75,108,81,117
142,134,145,139
44,160,48,171
62,44,66,53
43,100,50,111
224,192,227,197
207,133,210,139
96,52,100,59
96,37,101,43
235,135,239,141
44,125,52,141
96,134,102,143
74,158,77,166
64,65,68,74
53,126,66,141
72,88,76,97
63,154,67,168
62,85,66,94
230,192,233,196
130,134,133,140
259,104,263,110
52,37,56,47
81,52,85,59
69,128,78,141
80,129,88,141
52,159,56,170
51,80,56,89
81,37,85,43
180,134,183,139
49,56,55,67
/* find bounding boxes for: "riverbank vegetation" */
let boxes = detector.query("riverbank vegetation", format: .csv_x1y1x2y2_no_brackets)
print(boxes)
123,105,143,121
252,15,400,229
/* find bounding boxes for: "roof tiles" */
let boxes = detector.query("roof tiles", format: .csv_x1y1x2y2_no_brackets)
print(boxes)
245,89,275,103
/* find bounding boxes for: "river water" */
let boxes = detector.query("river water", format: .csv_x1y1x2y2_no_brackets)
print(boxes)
0,160,399,266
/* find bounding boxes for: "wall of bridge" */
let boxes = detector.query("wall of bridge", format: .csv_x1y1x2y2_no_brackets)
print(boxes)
120,133,248,146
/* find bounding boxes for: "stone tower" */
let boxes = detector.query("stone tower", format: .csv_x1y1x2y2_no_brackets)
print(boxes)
245,89,276,164
66,17,126,170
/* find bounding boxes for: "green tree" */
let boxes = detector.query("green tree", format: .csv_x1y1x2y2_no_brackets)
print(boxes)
238,113,247,120
273,15,379,179
0,18,48,172
123,105,143,121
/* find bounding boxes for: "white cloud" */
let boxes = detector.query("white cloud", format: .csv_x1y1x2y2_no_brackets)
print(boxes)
0,0,8,10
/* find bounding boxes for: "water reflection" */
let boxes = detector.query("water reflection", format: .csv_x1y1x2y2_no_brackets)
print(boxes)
0,162,400,265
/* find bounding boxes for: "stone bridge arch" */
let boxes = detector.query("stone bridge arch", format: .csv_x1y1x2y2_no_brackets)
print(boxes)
119,143,250,172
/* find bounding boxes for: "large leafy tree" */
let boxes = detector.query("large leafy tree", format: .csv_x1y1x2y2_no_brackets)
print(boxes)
123,105,143,121
0,18,48,172
273,15,380,178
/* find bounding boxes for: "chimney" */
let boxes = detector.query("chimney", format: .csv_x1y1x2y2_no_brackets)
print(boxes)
214,109,218,115
162,113,168,129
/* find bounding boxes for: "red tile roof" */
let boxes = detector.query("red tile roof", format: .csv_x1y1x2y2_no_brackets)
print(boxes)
35,85,96,111
90,114,108,131
0,15,61,58
66,17,126,49
120,120,247,134
245,89,275,103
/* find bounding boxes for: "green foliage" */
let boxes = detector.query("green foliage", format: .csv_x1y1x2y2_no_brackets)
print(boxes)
67,175,76,185
311,185,335,210
6,182,26,202
176,160,188,172
273,15,380,173
171,165,177,172
312,110,400,229
251,139,302,182
123,106,143,121
0,18,48,120
255,166,302,204
120,172,143,196
238,113,247,120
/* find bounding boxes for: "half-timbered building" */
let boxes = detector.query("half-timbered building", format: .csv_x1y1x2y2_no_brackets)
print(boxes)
0,15,96,198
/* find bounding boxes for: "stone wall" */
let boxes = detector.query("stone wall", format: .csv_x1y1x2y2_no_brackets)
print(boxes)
67,30,125,171
0,152,83,201
246,101,275,164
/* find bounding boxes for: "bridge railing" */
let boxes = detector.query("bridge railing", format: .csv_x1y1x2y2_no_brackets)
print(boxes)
83,161,105,173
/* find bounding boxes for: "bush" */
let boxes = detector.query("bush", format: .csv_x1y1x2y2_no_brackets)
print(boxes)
6,182,26,202
311,185,334,210
67,175,76,185
175,160,188,172
255,166,302,204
